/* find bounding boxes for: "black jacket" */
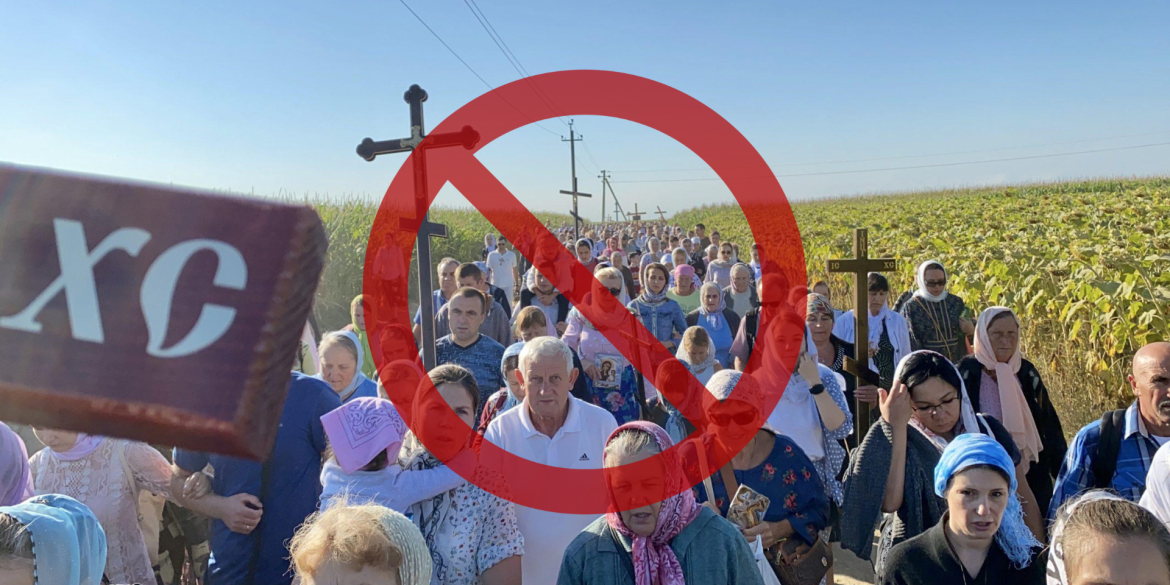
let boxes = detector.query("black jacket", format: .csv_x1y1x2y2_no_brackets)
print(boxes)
880,516,1046,585
957,356,1067,517
518,288,571,325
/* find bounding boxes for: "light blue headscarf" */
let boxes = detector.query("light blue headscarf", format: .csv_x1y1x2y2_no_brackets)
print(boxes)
318,330,375,403
0,494,107,585
500,342,526,412
933,433,1041,570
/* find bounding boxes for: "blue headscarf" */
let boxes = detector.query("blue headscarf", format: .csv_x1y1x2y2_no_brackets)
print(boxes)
933,433,1041,570
0,494,107,585
500,342,526,412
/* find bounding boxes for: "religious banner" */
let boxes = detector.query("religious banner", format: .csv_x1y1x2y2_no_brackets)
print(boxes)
0,166,327,459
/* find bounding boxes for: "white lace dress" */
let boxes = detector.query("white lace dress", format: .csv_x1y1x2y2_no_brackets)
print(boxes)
30,438,175,585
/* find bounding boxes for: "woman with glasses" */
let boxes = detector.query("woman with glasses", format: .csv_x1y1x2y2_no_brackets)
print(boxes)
840,350,1031,573
705,243,738,290
899,260,976,363
563,267,646,424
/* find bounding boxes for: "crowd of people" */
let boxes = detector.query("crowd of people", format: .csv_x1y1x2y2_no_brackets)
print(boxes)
3,219,1170,585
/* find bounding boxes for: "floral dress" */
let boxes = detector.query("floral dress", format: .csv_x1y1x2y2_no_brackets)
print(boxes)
407,452,525,585
562,307,644,424
688,432,831,546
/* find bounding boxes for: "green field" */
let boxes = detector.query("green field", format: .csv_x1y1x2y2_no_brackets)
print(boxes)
307,176,1170,436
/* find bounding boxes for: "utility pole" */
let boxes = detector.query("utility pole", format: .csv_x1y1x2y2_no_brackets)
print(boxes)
559,120,591,241
598,170,610,223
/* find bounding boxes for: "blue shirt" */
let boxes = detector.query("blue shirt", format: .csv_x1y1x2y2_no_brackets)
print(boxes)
174,372,341,585
1048,402,1160,520
412,290,449,325
434,334,506,418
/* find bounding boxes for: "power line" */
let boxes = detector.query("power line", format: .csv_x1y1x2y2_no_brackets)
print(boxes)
611,129,1170,174
462,0,569,128
397,0,560,136
581,140,603,172
608,141,1170,183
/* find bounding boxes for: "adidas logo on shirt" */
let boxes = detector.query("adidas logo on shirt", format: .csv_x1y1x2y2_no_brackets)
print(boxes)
579,453,590,462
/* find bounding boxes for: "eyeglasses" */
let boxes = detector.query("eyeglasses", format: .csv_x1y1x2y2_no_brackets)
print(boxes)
911,394,959,415
709,410,757,426
925,279,947,287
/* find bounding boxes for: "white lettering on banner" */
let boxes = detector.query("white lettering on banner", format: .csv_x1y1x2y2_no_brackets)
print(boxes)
0,218,249,358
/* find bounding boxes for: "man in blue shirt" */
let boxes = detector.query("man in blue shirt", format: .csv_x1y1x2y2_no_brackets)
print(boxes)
172,371,341,584
1049,342,1170,520
433,287,506,418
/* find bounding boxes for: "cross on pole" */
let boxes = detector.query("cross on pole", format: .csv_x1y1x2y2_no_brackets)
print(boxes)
826,228,897,440
560,120,591,241
655,206,668,222
628,203,644,222
357,84,479,371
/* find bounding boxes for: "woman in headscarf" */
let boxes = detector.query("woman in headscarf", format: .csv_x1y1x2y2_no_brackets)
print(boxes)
666,264,702,314
1051,491,1170,585
958,306,1066,524
576,238,599,273
755,309,852,534
290,500,433,585
564,268,646,424
898,260,976,363
0,494,107,585
346,294,378,378
639,237,662,274
627,263,688,352
399,365,524,584
807,293,861,420
705,242,737,290
611,251,638,297
832,273,912,392
683,371,831,579
0,423,33,507
685,283,741,368
318,330,379,403
28,429,183,584
478,341,526,431
667,248,703,290
879,433,1044,585
319,396,468,512
559,421,762,585
840,350,1041,572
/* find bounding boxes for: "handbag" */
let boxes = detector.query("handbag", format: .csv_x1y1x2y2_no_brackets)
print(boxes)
718,463,832,585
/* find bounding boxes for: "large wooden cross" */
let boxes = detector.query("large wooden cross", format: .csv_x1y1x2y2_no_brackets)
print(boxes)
628,203,644,222
357,84,479,371
655,206,668,222
826,228,897,439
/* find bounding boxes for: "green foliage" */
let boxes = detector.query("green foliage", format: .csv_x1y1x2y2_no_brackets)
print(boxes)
671,177,1170,435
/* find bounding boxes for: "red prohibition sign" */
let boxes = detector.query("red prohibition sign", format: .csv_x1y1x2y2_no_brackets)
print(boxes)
365,70,807,514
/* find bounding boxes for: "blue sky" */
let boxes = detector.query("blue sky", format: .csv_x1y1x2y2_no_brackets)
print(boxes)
1,1,1167,218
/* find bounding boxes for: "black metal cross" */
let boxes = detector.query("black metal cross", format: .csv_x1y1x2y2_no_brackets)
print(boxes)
357,84,479,371
826,228,897,439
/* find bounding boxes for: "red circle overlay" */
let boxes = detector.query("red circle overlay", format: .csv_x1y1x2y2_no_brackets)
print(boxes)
364,70,807,514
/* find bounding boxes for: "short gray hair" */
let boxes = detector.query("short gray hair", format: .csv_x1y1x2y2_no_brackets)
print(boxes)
603,428,661,468
732,263,753,278
519,336,574,377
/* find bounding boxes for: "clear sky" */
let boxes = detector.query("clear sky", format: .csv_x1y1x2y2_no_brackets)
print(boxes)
1,1,1167,219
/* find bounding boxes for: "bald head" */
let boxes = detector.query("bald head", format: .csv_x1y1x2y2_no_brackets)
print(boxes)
1131,342,1170,435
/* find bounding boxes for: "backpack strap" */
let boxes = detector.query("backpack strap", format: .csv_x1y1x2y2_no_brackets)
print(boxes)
1092,409,1127,490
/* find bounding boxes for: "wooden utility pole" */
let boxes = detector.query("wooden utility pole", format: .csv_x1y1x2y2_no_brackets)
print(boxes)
560,120,591,241
599,170,610,223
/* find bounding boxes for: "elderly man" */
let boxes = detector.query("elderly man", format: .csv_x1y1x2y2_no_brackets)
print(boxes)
723,263,759,318
434,263,512,345
483,337,618,585
1049,341,1170,520
434,287,506,415
412,257,460,343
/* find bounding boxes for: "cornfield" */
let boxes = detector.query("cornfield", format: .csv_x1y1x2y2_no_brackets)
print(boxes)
304,176,1170,436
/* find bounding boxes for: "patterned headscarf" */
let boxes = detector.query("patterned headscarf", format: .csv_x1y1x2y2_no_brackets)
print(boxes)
320,397,407,474
934,433,1042,570
373,505,433,585
806,292,835,321
604,421,702,585
0,423,33,506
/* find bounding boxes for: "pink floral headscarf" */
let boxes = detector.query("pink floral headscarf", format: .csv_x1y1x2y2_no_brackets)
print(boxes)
604,421,701,585
0,423,34,506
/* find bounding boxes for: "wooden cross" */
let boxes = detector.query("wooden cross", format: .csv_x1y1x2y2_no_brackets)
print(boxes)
357,84,479,371
826,228,897,439
655,206,668,222
628,203,644,222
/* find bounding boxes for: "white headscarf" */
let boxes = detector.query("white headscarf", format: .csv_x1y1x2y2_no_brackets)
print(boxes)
974,307,1043,464
1047,490,1131,585
913,259,949,302
317,330,372,402
755,322,825,461
897,349,983,451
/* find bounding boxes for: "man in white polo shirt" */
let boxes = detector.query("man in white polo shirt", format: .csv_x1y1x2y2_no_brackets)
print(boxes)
483,336,618,585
